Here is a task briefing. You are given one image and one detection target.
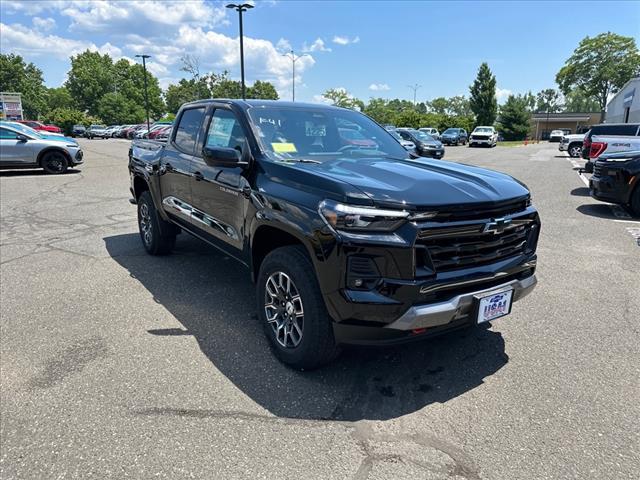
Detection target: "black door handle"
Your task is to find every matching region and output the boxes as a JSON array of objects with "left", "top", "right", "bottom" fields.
[{"left": 194, "top": 171, "right": 204, "bottom": 181}]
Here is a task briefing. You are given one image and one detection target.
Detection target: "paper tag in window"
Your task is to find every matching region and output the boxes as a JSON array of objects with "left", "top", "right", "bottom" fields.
[{"left": 272, "top": 142, "right": 297, "bottom": 153}]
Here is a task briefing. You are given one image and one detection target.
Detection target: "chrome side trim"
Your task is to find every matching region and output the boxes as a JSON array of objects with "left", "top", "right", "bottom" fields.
[
  {"left": 387, "top": 274, "right": 537, "bottom": 331},
  {"left": 191, "top": 208, "right": 239, "bottom": 240},
  {"left": 162, "top": 195, "right": 193, "bottom": 221}
]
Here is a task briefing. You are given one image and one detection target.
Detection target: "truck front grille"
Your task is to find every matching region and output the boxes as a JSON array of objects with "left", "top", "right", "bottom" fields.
[
  {"left": 416, "top": 212, "right": 538, "bottom": 273},
  {"left": 593, "top": 163, "right": 605, "bottom": 177}
]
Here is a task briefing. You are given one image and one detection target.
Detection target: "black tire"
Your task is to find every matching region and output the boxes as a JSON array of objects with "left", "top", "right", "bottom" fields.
[
  {"left": 629, "top": 187, "right": 640, "bottom": 218},
  {"left": 257, "top": 245, "right": 340, "bottom": 370},
  {"left": 137, "top": 191, "right": 176, "bottom": 255},
  {"left": 41, "top": 151, "right": 68, "bottom": 174}
]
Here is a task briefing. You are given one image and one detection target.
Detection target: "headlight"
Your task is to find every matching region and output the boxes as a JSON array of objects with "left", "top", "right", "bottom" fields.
[{"left": 319, "top": 199, "right": 409, "bottom": 232}]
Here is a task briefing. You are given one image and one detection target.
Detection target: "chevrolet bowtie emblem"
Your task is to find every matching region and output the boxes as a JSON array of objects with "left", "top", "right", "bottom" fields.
[{"left": 483, "top": 217, "right": 511, "bottom": 235}]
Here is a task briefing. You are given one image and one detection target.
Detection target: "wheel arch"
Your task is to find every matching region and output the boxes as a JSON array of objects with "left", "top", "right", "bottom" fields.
[
  {"left": 250, "top": 224, "right": 313, "bottom": 283},
  {"left": 37, "top": 147, "right": 72, "bottom": 166}
]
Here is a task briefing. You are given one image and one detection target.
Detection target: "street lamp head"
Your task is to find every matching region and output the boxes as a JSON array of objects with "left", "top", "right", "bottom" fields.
[
  {"left": 226, "top": 3, "right": 254, "bottom": 11},
  {"left": 135, "top": 54, "right": 151, "bottom": 59}
]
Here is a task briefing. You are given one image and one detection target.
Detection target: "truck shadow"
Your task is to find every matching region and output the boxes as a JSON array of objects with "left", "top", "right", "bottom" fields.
[{"left": 104, "top": 233, "right": 508, "bottom": 421}]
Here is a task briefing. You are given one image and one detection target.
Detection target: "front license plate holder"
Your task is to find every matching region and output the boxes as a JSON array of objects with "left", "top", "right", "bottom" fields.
[{"left": 475, "top": 287, "right": 514, "bottom": 324}]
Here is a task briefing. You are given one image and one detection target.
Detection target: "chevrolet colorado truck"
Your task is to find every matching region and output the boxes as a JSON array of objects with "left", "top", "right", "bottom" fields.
[
  {"left": 128, "top": 100, "right": 540, "bottom": 369},
  {"left": 590, "top": 150, "right": 640, "bottom": 216}
]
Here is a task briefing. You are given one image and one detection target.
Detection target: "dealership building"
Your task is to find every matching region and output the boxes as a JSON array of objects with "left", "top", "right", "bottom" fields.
[
  {"left": 605, "top": 77, "right": 639, "bottom": 124},
  {"left": 529, "top": 112, "right": 600, "bottom": 140}
]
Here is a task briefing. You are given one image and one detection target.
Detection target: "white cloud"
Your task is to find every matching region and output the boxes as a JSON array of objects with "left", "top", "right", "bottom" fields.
[
  {"left": 302, "top": 38, "right": 331, "bottom": 53},
  {"left": 496, "top": 87, "right": 512, "bottom": 103},
  {"left": 369, "top": 83, "right": 390, "bottom": 91},
  {"left": 312, "top": 94, "right": 333, "bottom": 105},
  {"left": 332, "top": 35, "right": 360, "bottom": 46},
  {"left": 276, "top": 38, "right": 292, "bottom": 52},
  {"left": 171, "top": 26, "right": 315, "bottom": 98},
  {"left": 0, "top": 22, "right": 121, "bottom": 60},
  {"left": 32, "top": 16, "right": 56, "bottom": 32}
]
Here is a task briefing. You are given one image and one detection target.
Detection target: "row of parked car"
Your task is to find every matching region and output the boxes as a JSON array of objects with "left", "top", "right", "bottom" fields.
[
  {"left": 559, "top": 122, "right": 640, "bottom": 216},
  {"left": 71, "top": 122, "right": 173, "bottom": 140}
]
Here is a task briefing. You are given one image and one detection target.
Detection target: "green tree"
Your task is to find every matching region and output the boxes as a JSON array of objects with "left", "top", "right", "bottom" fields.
[
  {"left": 363, "top": 98, "right": 395, "bottom": 125},
  {"left": 41, "top": 108, "right": 92, "bottom": 136},
  {"left": 65, "top": 50, "right": 115, "bottom": 115},
  {"left": 563, "top": 88, "right": 601, "bottom": 113},
  {"left": 428, "top": 97, "right": 449, "bottom": 115},
  {"left": 498, "top": 95, "right": 531, "bottom": 140},
  {"left": 45, "top": 87, "right": 75, "bottom": 111},
  {"left": 97, "top": 92, "right": 145, "bottom": 124},
  {"left": 393, "top": 109, "right": 423, "bottom": 128},
  {"left": 322, "top": 88, "right": 362, "bottom": 109},
  {"left": 0, "top": 53, "right": 47, "bottom": 119},
  {"left": 115, "top": 60, "right": 164, "bottom": 119},
  {"left": 165, "top": 79, "right": 205, "bottom": 113},
  {"left": 535, "top": 88, "right": 562, "bottom": 113},
  {"left": 556, "top": 32, "right": 640, "bottom": 120},
  {"left": 247, "top": 80, "right": 279, "bottom": 100},
  {"left": 469, "top": 62, "right": 497, "bottom": 125}
]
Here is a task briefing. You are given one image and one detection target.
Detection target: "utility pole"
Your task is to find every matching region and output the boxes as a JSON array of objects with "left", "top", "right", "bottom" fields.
[
  {"left": 282, "top": 50, "right": 310, "bottom": 101},
  {"left": 135, "top": 54, "right": 151, "bottom": 133},
  {"left": 407, "top": 84, "right": 422, "bottom": 106},
  {"left": 226, "top": 3, "right": 254, "bottom": 100}
]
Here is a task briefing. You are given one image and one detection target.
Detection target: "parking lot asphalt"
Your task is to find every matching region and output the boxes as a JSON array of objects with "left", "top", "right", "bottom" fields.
[{"left": 1, "top": 139, "right": 639, "bottom": 479}]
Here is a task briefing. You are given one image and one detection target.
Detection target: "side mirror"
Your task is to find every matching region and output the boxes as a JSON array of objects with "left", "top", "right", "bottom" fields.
[
  {"left": 16, "top": 134, "right": 28, "bottom": 142},
  {"left": 202, "top": 146, "right": 248, "bottom": 168}
]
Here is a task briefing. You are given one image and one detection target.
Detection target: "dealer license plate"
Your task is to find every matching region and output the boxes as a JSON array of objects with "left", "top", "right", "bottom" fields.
[{"left": 476, "top": 288, "right": 514, "bottom": 324}]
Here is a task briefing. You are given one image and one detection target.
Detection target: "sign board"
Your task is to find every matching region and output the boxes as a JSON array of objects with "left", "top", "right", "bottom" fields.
[{"left": 0, "top": 92, "right": 24, "bottom": 121}]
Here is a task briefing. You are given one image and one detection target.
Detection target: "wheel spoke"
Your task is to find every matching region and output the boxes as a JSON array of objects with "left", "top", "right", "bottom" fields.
[{"left": 264, "top": 271, "right": 304, "bottom": 349}]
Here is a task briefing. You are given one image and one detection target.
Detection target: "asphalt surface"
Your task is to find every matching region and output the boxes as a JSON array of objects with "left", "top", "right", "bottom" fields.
[{"left": 1, "top": 139, "right": 638, "bottom": 479}]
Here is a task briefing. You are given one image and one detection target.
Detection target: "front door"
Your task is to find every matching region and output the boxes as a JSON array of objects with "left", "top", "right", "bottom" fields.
[
  {"left": 158, "top": 106, "right": 206, "bottom": 226},
  {"left": 189, "top": 107, "right": 250, "bottom": 254},
  {"left": 0, "top": 128, "right": 35, "bottom": 165}
]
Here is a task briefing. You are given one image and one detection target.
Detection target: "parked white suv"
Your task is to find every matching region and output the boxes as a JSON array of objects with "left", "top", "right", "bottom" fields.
[
  {"left": 419, "top": 127, "right": 440, "bottom": 140},
  {"left": 469, "top": 126, "right": 498, "bottom": 147},
  {"left": 559, "top": 134, "right": 585, "bottom": 158}
]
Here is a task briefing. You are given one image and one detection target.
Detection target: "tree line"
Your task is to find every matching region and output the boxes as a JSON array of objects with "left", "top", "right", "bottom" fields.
[{"left": 1, "top": 32, "right": 637, "bottom": 138}]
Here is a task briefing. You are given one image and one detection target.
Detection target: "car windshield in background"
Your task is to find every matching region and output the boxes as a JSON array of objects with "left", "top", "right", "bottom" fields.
[
  {"left": 389, "top": 131, "right": 404, "bottom": 141},
  {"left": 2, "top": 122, "right": 43, "bottom": 138},
  {"left": 247, "top": 106, "right": 408, "bottom": 161},
  {"left": 443, "top": 129, "right": 459, "bottom": 134},
  {"left": 475, "top": 128, "right": 493, "bottom": 133},
  {"left": 411, "top": 130, "right": 434, "bottom": 142}
]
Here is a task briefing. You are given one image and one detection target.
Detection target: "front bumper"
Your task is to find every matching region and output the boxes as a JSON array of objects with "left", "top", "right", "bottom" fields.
[
  {"left": 419, "top": 147, "right": 445, "bottom": 159},
  {"left": 441, "top": 137, "right": 459, "bottom": 144},
  {"left": 72, "top": 150, "right": 84, "bottom": 165},
  {"left": 558, "top": 143, "right": 568, "bottom": 151}
]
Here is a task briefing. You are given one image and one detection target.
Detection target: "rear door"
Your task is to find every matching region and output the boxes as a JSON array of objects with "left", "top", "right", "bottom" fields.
[
  {"left": 158, "top": 106, "right": 206, "bottom": 227},
  {"left": 0, "top": 127, "right": 35, "bottom": 165},
  {"left": 189, "top": 106, "right": 251, "bottom": 255}
]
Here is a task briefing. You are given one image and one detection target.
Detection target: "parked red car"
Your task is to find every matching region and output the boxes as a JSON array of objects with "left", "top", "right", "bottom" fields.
[
  {"left": 17, "top": 120, "right": 62, "bottom": 134},
  {"left": 148, "top": 125, "right": 171, "bottom": 139}
]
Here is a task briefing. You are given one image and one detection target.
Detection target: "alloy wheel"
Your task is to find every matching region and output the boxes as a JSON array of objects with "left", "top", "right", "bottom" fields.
[
  {"left": 46, "top": 153, "right": 66, "bottom": 173},
  {"left": 264, "top": 271, "right": 304, "bottom": 348},
  {"left": 139, "top": 203, "right": 153, "bottom": 246},
  {"left": 570, "top": 146, "right": 581, "bottom": 158}
]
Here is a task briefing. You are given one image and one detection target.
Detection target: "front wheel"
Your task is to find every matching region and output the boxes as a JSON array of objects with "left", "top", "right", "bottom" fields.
[
  {"left": 568, "top": 144, "right": 582, "bottom": 158},
  {"left": 41, "top": 151, "right": 68, "bottom": 174},
  {"left": 257, "top": 245, "right": 340, "bottom": 370},
  {"left": 137, "top": 191, "right": 176, "bottom": 255}
]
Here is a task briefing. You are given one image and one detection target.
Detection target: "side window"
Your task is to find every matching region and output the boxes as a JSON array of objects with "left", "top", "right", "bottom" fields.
[
  {"left": 0, "top": 128, "right": 19, "bottom": 139},
  {"left": 398, "top": 131, "right": 409, "bottom": 140},
  {"left": 174, "top": 107, "right": 206, "bottom": 154},
  {"left": 206, "top": 109, "right": 247, "bottom": 153}
]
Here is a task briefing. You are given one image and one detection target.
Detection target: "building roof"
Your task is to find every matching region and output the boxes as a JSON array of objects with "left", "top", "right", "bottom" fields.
[{"left": 531, "top": 112, "right": 599, "bottom": 122}]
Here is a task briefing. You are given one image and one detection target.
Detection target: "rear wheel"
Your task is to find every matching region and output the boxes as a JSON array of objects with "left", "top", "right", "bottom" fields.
[
  {"left": 257, "top": 245, "right": 340, "bottom": 370},
  {"left": 137, "top": 191, "right": 176, "bottom": 255},
  {"left": 568, "top": 144, "right": 582, "bottom": 158},
  {"left": 41, "top": 151, "right": 68, "bottom": 174}
]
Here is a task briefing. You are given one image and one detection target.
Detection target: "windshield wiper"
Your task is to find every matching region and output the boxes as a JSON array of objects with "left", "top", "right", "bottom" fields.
[{"left": 278, "top": 158, "right": 322, "bottom": 164}]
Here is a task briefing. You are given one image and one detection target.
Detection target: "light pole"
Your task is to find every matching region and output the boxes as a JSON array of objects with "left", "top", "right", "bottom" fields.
[
  {"left": 282, "top": 50, "right": 310, "bottom": 101},
  {"left": 407, "top": 84, "right": 422, "bottom": 106},
  {"left": 226, "top": 3, "right": 254, "bottom": 100},
  {"left": 135, "top": 54, "right": 151, "bottom": 133}
]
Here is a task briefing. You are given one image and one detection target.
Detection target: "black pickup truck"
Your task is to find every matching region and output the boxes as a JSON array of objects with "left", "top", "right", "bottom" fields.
[{"left": 128, "top": 100, "right": 540, "bottom": 369}]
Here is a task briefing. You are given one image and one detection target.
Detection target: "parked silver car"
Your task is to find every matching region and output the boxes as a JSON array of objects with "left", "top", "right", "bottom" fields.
[{"left": 0, "top": 121, "right": 83, "bottom": 174}]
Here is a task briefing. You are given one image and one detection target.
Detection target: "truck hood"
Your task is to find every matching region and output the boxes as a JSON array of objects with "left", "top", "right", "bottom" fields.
[{"left": 288, "top": 156, "right": 529, "bottom": 209}]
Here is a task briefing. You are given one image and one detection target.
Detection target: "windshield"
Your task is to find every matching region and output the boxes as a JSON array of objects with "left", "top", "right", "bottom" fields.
[
  {"left": 474, "top": 127, "right": 493, "bottom": 133},
  {"left": 2, "top": 122, "right": 43, "bottom": 138},
  {"left": 91, "top": 125, "right": 106, "bottom": 129},
  {"left": 443, "top": 129, "right": 459, "bottom": 134},
  {"left": 247, "top": 106, "right": 408, "bottom": 161},
  {"left": 389, "top": 131, "right": 405, "bottom": 141},
  {"left": 410, "top": 130, "right": 434, "bottom": 142}
]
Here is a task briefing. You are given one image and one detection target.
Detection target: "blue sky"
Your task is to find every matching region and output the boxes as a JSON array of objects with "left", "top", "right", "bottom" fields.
[{"left": 1, "top": 0, "right": 639, "bottom": 104}]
